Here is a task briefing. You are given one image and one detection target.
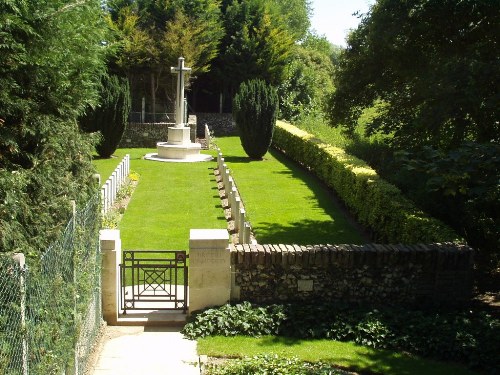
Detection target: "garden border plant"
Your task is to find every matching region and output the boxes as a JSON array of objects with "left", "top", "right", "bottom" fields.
[
  {"left": 183, "top": 302, "right": 499, "bottom": 373},
  {"left": 272, "top": 121, "right": 462, "bottom": 244}
]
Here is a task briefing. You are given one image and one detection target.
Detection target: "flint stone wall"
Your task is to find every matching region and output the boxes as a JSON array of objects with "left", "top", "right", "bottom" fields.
[
  {"left": 195, "top": 113, "right": 236, "bottom": 136},
  {"left": 231, "top": 243, "right": 474, "bottom": 307},
  {"left": 119, "top": 115, "right": 197, "bottom": 148}
]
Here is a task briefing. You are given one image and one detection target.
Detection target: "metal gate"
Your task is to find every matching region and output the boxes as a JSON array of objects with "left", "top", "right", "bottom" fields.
[{"left": 120, "top": 250, "right": 188, "bottom": 313}]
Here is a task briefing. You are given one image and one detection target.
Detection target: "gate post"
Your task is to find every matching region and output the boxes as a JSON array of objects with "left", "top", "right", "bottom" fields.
[
  {"left": 100, "top": 229, "right": 122, "bottom": 325},
  {"left": 189, "top": 229, "right": 230, "bottom": 314}
]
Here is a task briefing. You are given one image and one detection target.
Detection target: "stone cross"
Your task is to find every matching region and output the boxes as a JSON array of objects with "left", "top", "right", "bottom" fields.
[{"left": 171, "top": 57, "right": 192, "bottom": 127}]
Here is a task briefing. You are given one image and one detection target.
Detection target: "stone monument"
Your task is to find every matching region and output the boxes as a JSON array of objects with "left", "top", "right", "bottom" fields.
[{"left": 145, "top": 57, "right": 212, "bottom": 162}]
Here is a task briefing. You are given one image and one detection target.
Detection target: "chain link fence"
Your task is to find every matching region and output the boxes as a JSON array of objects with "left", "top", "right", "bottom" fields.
[{"left": 0, "top": 194, "right": 102, "bottom": 375}]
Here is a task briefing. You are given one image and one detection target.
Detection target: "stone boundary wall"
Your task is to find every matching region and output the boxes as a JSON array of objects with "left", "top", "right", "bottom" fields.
[
  {"left": 196, "top": 113, "right": 236, "bottom": 136},
  {"left": 119, "top": 122, "right": 170, "bottom": 148},
  {"left": 231, "top": 243, "right": 474, "bottom": 307},
  {"left": 119, "top": 115, "right": 197, "bottom": 148}
]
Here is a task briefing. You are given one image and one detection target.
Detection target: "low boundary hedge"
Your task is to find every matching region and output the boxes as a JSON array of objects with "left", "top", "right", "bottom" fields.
[{"left": 272, "top": 121, "right": 462, "bottom": 244}]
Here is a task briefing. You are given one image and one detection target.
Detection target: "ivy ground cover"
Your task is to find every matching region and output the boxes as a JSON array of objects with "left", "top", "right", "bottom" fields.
[{"left": 216, "top": 137, "right": 366, "bottom": 244}]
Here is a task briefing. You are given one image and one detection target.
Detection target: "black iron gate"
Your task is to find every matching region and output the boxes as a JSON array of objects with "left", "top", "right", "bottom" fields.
[{"left": 120, "top": 250, "right": 188, "bottom": 313}]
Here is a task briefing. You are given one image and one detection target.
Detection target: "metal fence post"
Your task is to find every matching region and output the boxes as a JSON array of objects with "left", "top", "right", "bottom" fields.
[
  {"left": 12, "top": 253, "right": 28, "bottom": 375},
  {"left": 71, "top": 200, "right": 79, "bottom": 375}
]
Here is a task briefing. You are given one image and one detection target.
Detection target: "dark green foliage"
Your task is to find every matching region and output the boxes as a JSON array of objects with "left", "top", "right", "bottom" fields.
[
  {"left": 205, "top": 354, "right": 350, "bottom": 375},
  {"left": 1, "top": 196, "right": 101, "bottom": 374},
  {"left": 211, "top": 0, "right": 294, "bottom": 104},
  {"left": 0, "top": 0, "right": 107, "bottom": 258},
  {"left": 327, "top": 0, "right": 499, "bottom": 150},
  {"left": 233, "top": 79, "right": 279, "bottom": 159},
  {"left": 182, "top": 302, "right": 500, "bottom": 372},
  {"left": 183, "top": 301, "right": 285, "bottom": 339},
  {"left": 80, "top": 75, "right": 131, "bottom": 158},
  {"left": 395, "top": 142, "right": 500, "bottom": 276},
  {"left": 278, "top": 35, "right": 334, "bottom": 123},
  {"left": 107, "top": 0, "right": 223, "bottom": 116}
]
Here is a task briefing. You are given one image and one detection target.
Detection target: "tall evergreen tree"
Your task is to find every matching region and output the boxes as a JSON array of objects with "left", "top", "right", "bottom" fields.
[
  {"left": 80, "top": 75, "right": 131, "bottom": 158},
  {"left": 107, "top": 0, "right": 223, "bottom": 115},
  {"left": 0, "top": 0, "right": 108, "bottom": 257},
  {"left": 208, "top": 0, "right": 294, "bottom": 111},
  {"left": 233, "top": 79, "right": 279, "bottom": 159}
]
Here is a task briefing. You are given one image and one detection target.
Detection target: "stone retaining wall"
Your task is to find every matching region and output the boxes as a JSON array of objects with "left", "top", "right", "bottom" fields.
[
  {"left": 230, "top": 243, "right": 474, "bottom": 307},
  {"left": 119, "top": 116, "right": 197, "bottom": 148},
  {"left": 195, "top": 113, "right": 236, "bottom": 136}
]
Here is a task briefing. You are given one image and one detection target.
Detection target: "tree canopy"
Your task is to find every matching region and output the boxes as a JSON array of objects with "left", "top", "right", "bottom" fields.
[
  {"left": 327, "top": 0, "right": 500, "bottom": 150},
  {"left": 279, "top": 33, "right": 335, "bottom": 122},
  {"left": 272, "top": 0, "right": 312, "bottom": 41},
  {"left": 0, "top": 0, "right": 108, "bottom": 256},
  {"left": 107, "top": 0, "right": 224, "bottom": 114},
  {"left": 218, "top": 0, "right": 293, "bottom": 87}
]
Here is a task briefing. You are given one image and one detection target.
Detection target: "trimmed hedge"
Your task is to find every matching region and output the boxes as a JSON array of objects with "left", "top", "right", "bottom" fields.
[{"left": 272, "top": 121, "right": 462, "bottom": 244}]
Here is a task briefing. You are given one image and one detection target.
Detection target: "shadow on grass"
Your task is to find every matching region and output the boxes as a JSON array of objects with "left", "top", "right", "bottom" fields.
[
  {"left": 254, "top": 219, "right": 364, "bottom": 245},
  {"left": 215, "top": 140, "right": 369, "bottom": 244},
  {"left": 267, "top": 149, "right": 370, "bottom": 243},
  {"left": 256, "top": 336, "right": 477, "bottom": 375},
  {"left": 258, "top": 336, "right": 303, "bottom": 347},
  {"left": 222, "top": 155, "right": 258, "bottom": 164}
]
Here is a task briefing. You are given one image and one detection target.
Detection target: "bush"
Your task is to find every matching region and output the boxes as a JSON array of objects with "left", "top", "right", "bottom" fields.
[
  {"left": 233, "top": 79, "right": 279, "bottom": 159},
  {"left": 396, "top": 142, "right": 500, "bottom": 279},
  {"left": 183, "top": 302, "right": 500, "bottom": 372},
  {"left": 80, "top": 75, "right": 131, "bottom": 158},
  {"left": 204, "top": 354, "right": 350, "bottom": 375},
  {"left": 183, "top": 301, "right": 285, "bottom": 339},
  {"left": 272, "top": 121, "right": 462, "bottom": 244}
]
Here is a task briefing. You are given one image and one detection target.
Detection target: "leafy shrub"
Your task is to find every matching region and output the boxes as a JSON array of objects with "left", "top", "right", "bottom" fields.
[
  {"left": 396, "top": 142, "right": 500, "bottom": 277},
  {"left": 233, "top": 79, "right": 279, "bottom": 159},
  {"left": 184, "top": 302, "right": 500, "bottom": 372},
  {"left": 272, "top": 121, "right": 462, "bottom": 244},
  {"left": 205, "top": 354, "right": 350, "bottom": 375},
  {"left": 182, "top": 301, "right": 285, "bottom": 339}
]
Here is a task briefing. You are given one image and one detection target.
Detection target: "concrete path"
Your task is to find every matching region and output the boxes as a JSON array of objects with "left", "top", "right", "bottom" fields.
[{"left": 90, "top": 326, "right": 200, "bottom": 375}]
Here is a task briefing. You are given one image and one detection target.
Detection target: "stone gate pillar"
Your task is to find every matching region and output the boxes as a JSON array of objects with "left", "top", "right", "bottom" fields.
[
  {"left": 100, "top": 229, "right": 121, "bottom": 325},
  {"left": 189, "top": 229, "right": 230, "bottom": 314}
]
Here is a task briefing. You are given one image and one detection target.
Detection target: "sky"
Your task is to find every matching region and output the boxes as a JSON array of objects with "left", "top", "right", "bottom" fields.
[{"left": 310, "top": 0, "right": 375, "bottom": 46}]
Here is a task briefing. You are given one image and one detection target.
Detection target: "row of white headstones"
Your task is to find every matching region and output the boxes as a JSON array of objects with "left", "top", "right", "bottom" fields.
[
  {"left": 217, "top": 149, "right": 252, "bottom": 245},
  {"left": 101, "top": 154, "right": 130, "bottom": 214}
]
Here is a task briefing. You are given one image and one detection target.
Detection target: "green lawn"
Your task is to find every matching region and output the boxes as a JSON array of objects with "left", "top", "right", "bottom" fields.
[
  {"left": 93, "top": 138, "right": 366, "bottom": 248},
  {"left": 93, "top": 148, "right": 226, "bottom": 250},
  {"left": 216, "top": 137, "right": 366, "bottom": 244},
  {"left": 93, "top": 151, "right": 131, "bottom": 183},
  {"left": 198, "top": 336, "right": 478, "bottom": 375}
]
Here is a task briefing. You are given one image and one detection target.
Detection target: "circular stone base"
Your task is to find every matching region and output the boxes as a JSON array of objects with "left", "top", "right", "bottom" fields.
[{"left": 144, "top": 153, "right": 213, "bottom": 163}]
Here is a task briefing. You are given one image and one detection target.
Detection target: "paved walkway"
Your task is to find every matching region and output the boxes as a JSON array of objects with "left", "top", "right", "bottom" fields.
[{"left": 90, "top": 326, "right": 200, "bottom": 375}]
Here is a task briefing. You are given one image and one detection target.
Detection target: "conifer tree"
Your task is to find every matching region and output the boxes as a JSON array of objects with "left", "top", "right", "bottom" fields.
[
  {"left": 233, "top": 79, "right": 278, "bottom": 160},
  {"left": 80, "top": 75, "right": 131, "bottom": 158},
  {"left": 0, "top": 0, "right": 108, "bottom": 257}
]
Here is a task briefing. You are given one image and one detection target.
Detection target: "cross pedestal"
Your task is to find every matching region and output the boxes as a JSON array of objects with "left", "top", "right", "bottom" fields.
[{"left": 145, "top": 57, "right": 212, "bottom": 162}]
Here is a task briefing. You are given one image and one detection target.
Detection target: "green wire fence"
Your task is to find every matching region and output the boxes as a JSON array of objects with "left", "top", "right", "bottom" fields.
[{"left": 1, "top": 194, "right": 102, "bottom": 375}]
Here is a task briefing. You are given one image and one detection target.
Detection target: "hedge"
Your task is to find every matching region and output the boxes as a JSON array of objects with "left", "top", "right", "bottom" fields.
[{"left": 272, "top": 121, "right": 463, "bottom": 244}]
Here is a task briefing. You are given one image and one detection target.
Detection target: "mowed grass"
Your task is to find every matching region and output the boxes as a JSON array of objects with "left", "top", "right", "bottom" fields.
[
  {"left": 93, "top": 148, "right": 226, "bottom": 250},
  {"left": 216, "top": 137, "right": 366, "bottom": 244},
  {"left": 198, "top": 336, "right": 478, "bottom": 375}
]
